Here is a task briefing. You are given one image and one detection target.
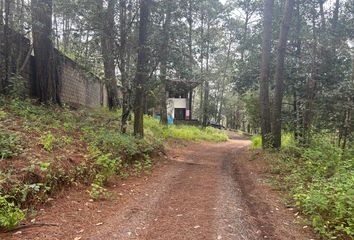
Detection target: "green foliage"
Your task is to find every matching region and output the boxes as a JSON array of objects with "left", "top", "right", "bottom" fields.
[
  {"left": 0, "top": 109, "right": 6, "bottom": 120},
  {"left": 9, "top": 75, "right": 27, "bottom": 99},
  {"left": 144, "top": 116, "right": 228, "bottom": 142},
  {"left": 0, "top": 132, "right": 23, "bottom": 159},
  {"left": 95, "top": 153, "right": 119, "bottom": 182},
  {"left": 0, "top": 195, "right": 25, "bottom": 230},
  {"left": 38, "top": 162, "right": 51, "bottom": 172},
  {"left": 144, "top": 115, "right": 166, "bottom": 141},
  {"left": 267, "top": 136, "right": 354, "bottom": 239},
  {"left": 0, "top": 97, "right": 4, "bottom": 107},
  {"left": 133, "top": 160, "right": 143, "bottom": 176},
  {"left": 251, "top": 135, "right": 262, "bottom": 149},
  {"left": 85, "top": 128, "right": 140, "bottom": 159},
  {"left": 39, "top": 132, "right": 56, "bottom": 152},
  {"left": 242, "top": 92, "right": 261, "bottom": 131},
  {"left": 61, "top": 136, "right": 73, "bottom": 145},
  {"left": 251, "top": 133, "right": 294, "bottom": 149},
  {"left": 143, "top": 154, "right": 153, "bottom": 173},
  {"left": 88, "top": 175, "right": 110, "bottom": 200},
  {"left": 166, "top": 125, "right": 228, "bottom": 142}
]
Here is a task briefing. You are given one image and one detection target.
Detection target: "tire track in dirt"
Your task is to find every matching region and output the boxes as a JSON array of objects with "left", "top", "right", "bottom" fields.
[{"left": 215, "top": 143, "right": 260, "bottom": 240}]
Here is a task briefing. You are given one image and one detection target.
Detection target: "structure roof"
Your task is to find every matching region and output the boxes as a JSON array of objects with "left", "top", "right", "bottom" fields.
[{"left": 167, "top": 78, "right": 200, "bottom": 90}]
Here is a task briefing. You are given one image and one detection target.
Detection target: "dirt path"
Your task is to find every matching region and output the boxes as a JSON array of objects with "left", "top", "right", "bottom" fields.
[{"left": 1, "top": 136, "right": 316, "bottom": 240}]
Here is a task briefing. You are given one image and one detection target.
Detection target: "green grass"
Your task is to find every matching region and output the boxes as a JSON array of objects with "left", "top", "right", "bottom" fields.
[
  {"left": 251, "top": 133, "right": 294, "bottom": 149},
  {"left": 251, "top": 135, "right": 262, "bottom": 148},
  {"left": 167, "top": 125, "right": 228, "bottom": 142},
  {"left": 144, "top": 115, "right": 228, "bottom": 142}
]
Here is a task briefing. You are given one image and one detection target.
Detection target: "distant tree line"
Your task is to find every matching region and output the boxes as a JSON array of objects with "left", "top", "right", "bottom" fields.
[{"left": 0, "top": 0, "right": 353, "bottom": 146}]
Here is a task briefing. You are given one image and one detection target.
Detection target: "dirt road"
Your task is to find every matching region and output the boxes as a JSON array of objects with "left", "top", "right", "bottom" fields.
[{"left": 1, "top": 136, "right": 316, "bottom": 240}]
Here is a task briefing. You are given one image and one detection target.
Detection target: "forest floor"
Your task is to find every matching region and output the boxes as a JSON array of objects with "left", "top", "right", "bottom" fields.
[{"left": 0, "top": 133, "right": 316, "bottom": 240}]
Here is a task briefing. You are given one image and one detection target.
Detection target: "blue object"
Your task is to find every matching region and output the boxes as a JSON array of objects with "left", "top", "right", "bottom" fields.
[
  {"left": 154, "top": 114, "right": 174, "bottom": 125},
  {"left": 168, "top": 115, "right": 174, "bottom": 125}
]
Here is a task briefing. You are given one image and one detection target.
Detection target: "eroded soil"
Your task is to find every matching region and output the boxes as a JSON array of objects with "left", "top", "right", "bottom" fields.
[{"left": 0, "top": 135, "right": 316, "bottom": 240}]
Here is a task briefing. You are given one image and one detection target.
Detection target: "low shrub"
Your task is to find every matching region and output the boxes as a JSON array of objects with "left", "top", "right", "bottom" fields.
[
  {"left": 39, "top": 132, "right": 56, "bottom": 152},
  {"left": 0, "top": 132, "right": 23, "bottom": 159},
  {"left": 266, "top": 136, "right": 354, "bottom": 239},
  {"left": 0, "top": 195, "right": 25, "bottom": 230},
  {"left": 251, "top": 135, "right": 262, "bottom": 148}
]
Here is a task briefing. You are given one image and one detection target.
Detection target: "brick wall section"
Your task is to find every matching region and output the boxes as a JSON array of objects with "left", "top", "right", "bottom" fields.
[{"left": 0, "top": 26, "right": 108, "bottom": 108}]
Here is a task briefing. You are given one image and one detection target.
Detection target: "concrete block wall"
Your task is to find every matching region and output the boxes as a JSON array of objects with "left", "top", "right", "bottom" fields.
[
  {"left": 59, "top": 56, "right": 108, "bottom": 108},
  {"left": 0, "top": 26, "right": 108, "bottom": 108}
]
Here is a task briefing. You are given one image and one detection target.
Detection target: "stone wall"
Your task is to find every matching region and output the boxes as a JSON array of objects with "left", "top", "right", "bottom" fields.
[{"left": 0, "top": 26, "right": 107, "bottom": 108}]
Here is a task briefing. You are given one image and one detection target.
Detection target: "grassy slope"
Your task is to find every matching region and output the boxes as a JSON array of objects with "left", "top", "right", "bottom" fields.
[
  {"left": 0, "top": 97, "right": 228, "bottom": 229},
  {"left": 251, "top": 134, "right": 354, "bottom": 239}
]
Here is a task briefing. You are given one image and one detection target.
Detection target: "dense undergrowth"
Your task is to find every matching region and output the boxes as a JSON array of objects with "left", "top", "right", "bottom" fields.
[
  {"left": 252, "top": 135, "right": 354, "bottom": 239},
  {"left": 0, "top": 97, "right": 227, "bottom": 230}
]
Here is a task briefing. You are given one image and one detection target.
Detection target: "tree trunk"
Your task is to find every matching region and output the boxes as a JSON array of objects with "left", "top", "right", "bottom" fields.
[
  {"left": 133, "top": 0, "right": 151, "bottom": 137},
  {"left": 332, "top": 0, "right": 340, "bottom": 50},
  {"left": 259, "top": 0, "right": 274, "bottom": 148},
  {"left": 15, "top": 0, "right": 25, "bottom": 72},
  {"left": 272, "top": 0, "right": 295, "bottom": 149},
  {"left": 0, "top": 0, "right": 3, "bottom": 25},
  {"left": 120, "top": 0, "right": 128, "bottom": 132},
  {"left": 217, "top": 38, "right": 232, "bottom": 124},
  {"left": 293, "top": 0, "right": 302, "bottom": 141},
  {"left": 240, "top": 11, "right": 249, "bottom": 62},
  {"left": 100, "top": 0, "right": 118, "bottom": 110},
  {"left": 1, "top": 0, "right": 12, "bottom": 94},
  {"left": 303, "top": 7, "right": 318, "bottom": 143},
  {"left": 187, "top": 0, "right": 194, "bottom": 120},
  {"left": 0, "top": 0, "right": 3, "bottom": 90},
  {"left": 31, "top": 0, "right": 60, "bottom": 104},
  {"left": 159, "top": 0, "right": 172, "bottom": 125},
  {"left": 199, "top": 7, "right": 205, "bottom": 123},
  {"left": 202, "top": 18, "right": 210, "bottom": 128},
  {"left": 63, "top": 15, "right": 70, "bottom": 53},
  {"left": 319, "top": 0, "right": 326, "bottom": 30}
]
